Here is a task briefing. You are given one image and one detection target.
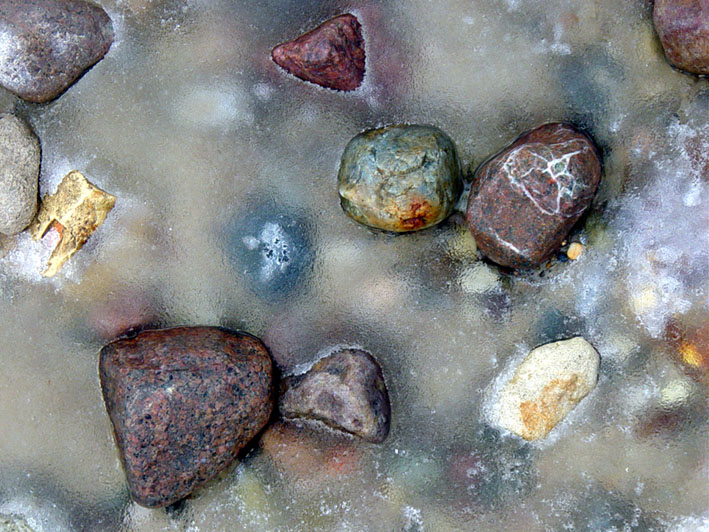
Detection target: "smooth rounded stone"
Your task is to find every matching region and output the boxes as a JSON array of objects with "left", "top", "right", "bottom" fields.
[
  {"left": 271, "top": 14, "right": 365, "bottom": 91},
  {"left": 279, "top": 349, "right": 391, "bottom": 443},
  {"left": 0, "top": 0, "right": 114, "bottom": 103},
  {"left": 654, "top": 0, "right": 709, "bottom": 75},
  {"left": 99, "top": 326, "right": 273, "bottom": 508},
  {"left": 466, "top": 123, "right": 601, "bottom": 269},
  {"left": 338, "top": 124, "right": 462, "bottom": 232},
  {"left": 496, "top": 337, "right": 600, "bottom": 441},
  {"left": 0, "top": 114, "right": 40, "bottom": 235}
]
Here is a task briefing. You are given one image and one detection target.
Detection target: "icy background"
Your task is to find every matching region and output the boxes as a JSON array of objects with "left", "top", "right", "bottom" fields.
[{"left": 0, "top": 0, "right": 707, "bottom": 531}]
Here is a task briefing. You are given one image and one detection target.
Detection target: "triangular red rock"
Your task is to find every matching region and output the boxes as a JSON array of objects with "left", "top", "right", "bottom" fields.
[{"left": 271, "top": 14, "right": 365, "bottom": 91}]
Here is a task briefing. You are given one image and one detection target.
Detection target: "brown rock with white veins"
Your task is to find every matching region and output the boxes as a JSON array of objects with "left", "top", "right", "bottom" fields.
[
  {"left": 280, "top": 349, "right": 391, "bottom": 443},
  {"left": 496, "top": 337, "right": 599, "bottom": 441},
  {"left": 466, "top": 123, "right": 601, "bottom": 269}
]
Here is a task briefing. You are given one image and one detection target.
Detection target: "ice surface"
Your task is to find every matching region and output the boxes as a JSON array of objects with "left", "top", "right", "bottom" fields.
[{"left": 0, "top": 0, "right": 707, "bottom": 531}]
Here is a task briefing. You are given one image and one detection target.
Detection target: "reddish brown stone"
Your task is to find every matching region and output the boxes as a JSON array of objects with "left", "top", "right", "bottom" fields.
[
  {"left": 271, "top": 14, "right": 365, "bottom": 91},
  {"left": 0, "top": 0, "right": 114, "bottom": 103},
  {"left": 99, "top": 326, "right": 273, "bottom": 508},
  {"left": 654, "top": 0, "right": 709, "bottom": 75},
  {"left": 466, "top": 123, "right": 601, "bottom": 269}
]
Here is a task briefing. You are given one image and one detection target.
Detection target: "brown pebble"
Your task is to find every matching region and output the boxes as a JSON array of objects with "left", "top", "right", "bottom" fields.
[{"left": 566, "top": 242, "right": 584, "bottom": 260}]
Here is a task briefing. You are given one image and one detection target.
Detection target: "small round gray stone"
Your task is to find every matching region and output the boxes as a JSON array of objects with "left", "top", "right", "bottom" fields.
[
  {"left": 338, "top": 124, "right": 462, "bottom": 232},
  {"left": 0, "top": 114, "right": 40, "bottom": 235}
]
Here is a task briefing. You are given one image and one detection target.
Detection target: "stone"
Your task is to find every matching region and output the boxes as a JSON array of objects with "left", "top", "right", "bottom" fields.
[
  {"left": 338, "top": 124, "right": 462, "bottom": 232},
  {"left": 271, "top": 14, "right": 365, "bottom": 91},
  {"left": 280, "top": 349, "right": 391, "bottom": 443},
  {"left": 653, "top": 0, "right": 709, "bottom": 75},
  {"left": 566, "top": 242, "right": 584, "bottom": 260},
  {"left": 466, "top": 123, "right": 601, "bottom": 269},
  {"left": 99, "top": 326, "right": 273, "bottom": 508},
  {"left": 29, "top": 170, "right": 115, "bottom": 277},
  {"left": 0, "top": 114, "right": 40, "bottom": 235},
  {"left": 496, "top": 337, "right": 599, "bottom": 441},
  {"left": 0, "top": 0, "right": 114, "bottom": 103}
]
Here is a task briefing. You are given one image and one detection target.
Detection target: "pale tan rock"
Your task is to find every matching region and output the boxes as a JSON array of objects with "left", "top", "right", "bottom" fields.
[
  {"left": 29, "top": 170, "right": 115, "bottom": 277},
  {"left": 497, "top": 337, "right": 599, "bottom": 441}
]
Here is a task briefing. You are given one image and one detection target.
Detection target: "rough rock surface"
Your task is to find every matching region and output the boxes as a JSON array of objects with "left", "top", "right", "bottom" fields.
[
  {"left": 338, "top": 124, "right": 462, "bottom": 232},
  {"left": 0, "top": 113, "right": 40, "bottom": 235},
  {"left": 466, "top": 122, "right": 601, "bottom": 269},
  {"left": 99, "top": 326, "right": 273, "bottom": 508},
  {"left": 654, "top": 0, "right": 709, "bottom": 75},
  {"left": 280, "top": 349, "right": 391, "bottom": 443},
  {"left": 496, "top": 337, "right": 600, "bottom": 441},
  {"left": 271, "top": 14, "right": 365, "bottom": 91},
  {"left": 0, "top": 0, "right": 114, "bottom": 103}
]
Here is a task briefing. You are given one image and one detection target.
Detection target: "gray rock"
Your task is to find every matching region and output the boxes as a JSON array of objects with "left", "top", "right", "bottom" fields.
[
  {"left": 0, "top": 114, "right": 40, "bottom": 235},
  {"left": 280, "top": 349, "right": 391, "bottom": 443},
  {"left": 338, "top": 124, "right": 462, "bottom": 232},
  {"left": 0, "top": 0, "right": 114, "bottom": 103}
]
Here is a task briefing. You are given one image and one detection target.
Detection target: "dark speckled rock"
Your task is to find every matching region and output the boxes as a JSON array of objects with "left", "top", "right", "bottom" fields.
[
  {"left": 99, "top": 327, "right": 273, "bottom": 508},
  {"left": 653, "top": 0, "right": 709, "bottom": 75},
  {"left": 466, "top": 123, "right": 601, "bottom": 269},
  {"left": 272, "top": 14, "right": 365, "bottom": 91},
  {"left": 280, "top": 349, "right": 391, "bottom": 443},
  {"left": 338, "top": 124, "right": 462, "bottom": 232},
  {"left": 0, "top": 0, "right": 114, "bottom": 103}
]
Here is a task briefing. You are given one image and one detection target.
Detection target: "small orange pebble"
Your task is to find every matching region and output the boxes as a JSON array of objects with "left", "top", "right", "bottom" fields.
[{"left": 567, "top": 242, "right": 584, "bottom": 260}]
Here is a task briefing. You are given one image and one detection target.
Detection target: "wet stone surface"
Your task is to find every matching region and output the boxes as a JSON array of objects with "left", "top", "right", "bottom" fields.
[
  {"left": 338, "top": 124, "right": 462, "bottom": 232},
  {"left": 654, "top": 0, "right": 709, "bottom": 75},
  {"left": 280, "top": 349, "right": 391, "bottom": 443},
  {"left": 99, "top": 327, "right": 273, "bottom": 508},
  {"left": 496, "top": 337, "right": 600, "bottom": 441},
  {"left": 466, "top": 122, "right": 601, "bottom": 269},
  {"left": 271, "top": 14, "right": 365, "bottom": 91},
  {"left": 0, "top": 114, "right": 39, "bottom": 235},
  {"left": 0, "top": 0, "right": 113, "bottom": 103}
]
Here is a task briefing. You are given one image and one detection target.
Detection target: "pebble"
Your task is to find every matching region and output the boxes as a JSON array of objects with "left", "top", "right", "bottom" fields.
[
  {"left": 279, "top": 348, "right": 391, "bottom": 443},
  {"left": 338, "top": 124, "right": 462, "bottom": 232},
  {"left": 653, "top": 0, "right": 709, "bottom": 75},
  {"left": 0, "top": 114, "right": 40, "bottom": 235},
  {"left": 0, "top": 0, "right": 114, "bottom": 103},
  {"left": 496, "top": 337, "right": 600, "bottom": 441},
  {"left": 466, "top": 123, "right": 601, "bottom": 269},
  {"left": 271, "top": 14, "right": 365, "bottom": 91},
  {"left": 99, "top": 326, "right": 273, "bottom": 508},
  {"left": 566, "top": 242, "right": 584, "bottom": 260}
]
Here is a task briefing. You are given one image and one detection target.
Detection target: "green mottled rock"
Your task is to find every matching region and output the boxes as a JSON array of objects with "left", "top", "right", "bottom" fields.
[{"left": 338, "top": 124, "right": 462, "bottom": 232}]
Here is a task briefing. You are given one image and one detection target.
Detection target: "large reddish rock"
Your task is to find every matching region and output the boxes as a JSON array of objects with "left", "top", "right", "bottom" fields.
[
  {"left": 653, "top": 0, "right": 709, "bottom": 75},
  {"left": 99, "top": 327, "right": 273, "bottom": 508},
  {"left": 466, "top": 123, "right": 601, "bottom": 269},
  {"left": 0, "top": 0, "right": 114, "bottom": 103},
  {"left": 271, "top": 14, "right": 365, "bottom": 91}
]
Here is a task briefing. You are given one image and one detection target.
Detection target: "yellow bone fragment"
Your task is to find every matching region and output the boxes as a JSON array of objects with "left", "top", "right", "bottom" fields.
[{"left": 29, "top": 171, "right": 116, "bottom": 277}]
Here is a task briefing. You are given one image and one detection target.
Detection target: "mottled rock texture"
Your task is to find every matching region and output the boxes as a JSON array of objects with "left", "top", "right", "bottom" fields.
[
  {"left": 466, "top": 123, "right": 601, "bottom": 269},
  {"left": 0, "top": 0, "right": 114, "bottom": 103},
  {"left": 272, "top": 14, "right": 365, "bottom": 91},
  {"left": 497, "top": 337, "right": 599, "bottom": 441},
  {"left": 338, "top": 124, "right": 462, "bottom": 232},
  {"left": 0, "top": 114, "right": 39, "bottom": 235},
  {"left": 280, "top": 349, "right": 391, "bottom": 443},
  {"left": 99, "top": 327, "right": 273, "bottom": 508},
  {"left": 654, "top": 0, "right": 709, "bottom": 75}
]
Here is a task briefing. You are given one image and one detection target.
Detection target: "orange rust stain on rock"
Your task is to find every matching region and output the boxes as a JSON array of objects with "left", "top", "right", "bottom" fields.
[
  {"left": 519, "top": 374, "right": 583, "bottom": 440},
  {"left": 397, "top": 199, "right": 434, "bottom": 230}
]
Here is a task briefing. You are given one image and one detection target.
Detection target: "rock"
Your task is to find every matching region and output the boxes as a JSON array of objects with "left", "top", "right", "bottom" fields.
[
  {"left": 0, "top": 0, "right": 114, "bottom": 103},
  {"left": 99, "top": 326, "right": 273, "bottom": 508},
  {"left": 0, "top": 114, "right": 40, "bottom": 235},
  {"left": 271, "top": 14, "right": 365, "bottom": 91},
  {"left": 280, "top": 349, "right": 391, "bottom": 443},
  {"left": 466, "top": 123, "right": 601, "bottom": 269},
  {"left": 653, "top": 0, "right": 709, "bottom": 75},
  {"left": 566, "top": 242, "right": 584, "bottom": 260},
  {"left": 29, "top": 170, "right": 116, "bottom": 277},
  {"left": 338, "top": 124, "right": 462, "bottom": 232},
  {"left": 496, "top": 337, "right": 599, "bottom": 441}
]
